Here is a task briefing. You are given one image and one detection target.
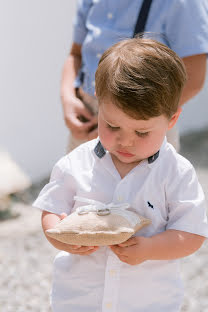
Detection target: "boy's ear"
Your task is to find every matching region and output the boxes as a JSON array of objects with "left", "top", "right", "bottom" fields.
[{"left": 168, "top": 108, "right": 182, "bottom": 129}]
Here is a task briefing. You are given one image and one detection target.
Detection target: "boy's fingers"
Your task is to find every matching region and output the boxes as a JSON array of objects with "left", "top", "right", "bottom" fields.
[
  {"left": 72, "top": 246, "right": 96, "bottom": 252},
  {"left": 71, "top": 245, "right": 82, "bottom": 249},
  {"left": 79, "top": 247, "right": 99, "bottom": 255},
  {"left": 110, "top": 245, "right": 126, "bottom": 256},
  {"left": 71, "top": 246, "right": 99, "bottom": 255},
  {"left": 119, "top": 255, "right": 129, "bottom": 263},
  {"left": 118, "top": 237, "right": 138, "bottom": 247},
  {"left": 109, "top": 238, "right": 138, "bottom": 253}
]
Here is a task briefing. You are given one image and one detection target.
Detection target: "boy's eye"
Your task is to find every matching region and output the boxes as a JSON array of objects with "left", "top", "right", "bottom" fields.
[
  {"left": 135, "top": 131, "right": 149, "bottom": 138},
  {"left": 107, "top": 124, "right": 120, "bottom": 131}
]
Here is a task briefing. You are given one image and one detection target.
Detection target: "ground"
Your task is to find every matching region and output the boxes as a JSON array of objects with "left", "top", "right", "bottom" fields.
[{"left": 0, "top": 129, "right": 208, "bottom": 312}]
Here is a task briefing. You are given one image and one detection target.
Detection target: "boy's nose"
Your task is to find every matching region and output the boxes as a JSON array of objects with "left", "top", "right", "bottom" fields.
[{"left": 117, "top": 133, "right": 134, "bottom": 147}]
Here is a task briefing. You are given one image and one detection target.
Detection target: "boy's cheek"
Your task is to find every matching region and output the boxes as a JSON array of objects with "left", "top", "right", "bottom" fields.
[{"left": 99, "top": 129, "right": 115, "bottom": 150}]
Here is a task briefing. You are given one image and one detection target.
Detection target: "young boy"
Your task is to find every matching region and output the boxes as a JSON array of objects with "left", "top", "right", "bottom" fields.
[{"left": 33, "top": 38, "right": 208, "bottom": 312}]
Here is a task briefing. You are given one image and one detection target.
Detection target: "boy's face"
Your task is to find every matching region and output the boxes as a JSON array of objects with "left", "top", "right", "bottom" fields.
[{"left": 98, "top": 99, "right": 179, "bottom": 165}]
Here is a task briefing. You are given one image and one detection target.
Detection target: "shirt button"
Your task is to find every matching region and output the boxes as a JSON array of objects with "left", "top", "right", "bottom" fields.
[
  {"left": 109, "top": 269, "right": 116, "bottom": 276},
  {"left": 107, "top": 12, "right": 113, "bottom": 19},
  {"left": 96, "top": 53, "right": 102, "bottom": 59},
  {"left": 106, "top": 302, "right": 112, "bottom": 309}
]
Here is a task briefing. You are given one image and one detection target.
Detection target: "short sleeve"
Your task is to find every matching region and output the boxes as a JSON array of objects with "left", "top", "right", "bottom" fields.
[
  {"left": 165, "top": 0, "right": 208, "bottom": 57},
  {"left": 33, "top": 156, "right": 76, "bottom": 215},
  {"left": 166, "top": 162, "right": 208, "bottom": 238},
  {"left": 73, "top": 0, "right": 93, "bottom": 45}
]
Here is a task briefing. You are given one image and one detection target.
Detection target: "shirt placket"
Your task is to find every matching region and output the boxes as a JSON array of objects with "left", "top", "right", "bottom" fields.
[
  {"left": 102, "top": 249, "right": 121, "bottom": 312},
  {"left": 101, "top": 178, "right": 128, "bottom": 311}
]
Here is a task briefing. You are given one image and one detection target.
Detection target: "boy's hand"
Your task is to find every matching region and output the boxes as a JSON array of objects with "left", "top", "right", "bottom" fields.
[
  {"left": 58, "top": 213, "right": 99, "bottom": 255},
  {"left": 46, "top": 230, "right": 99, "bottom": 256},
  {"left": 110, "top": 236, "right": 151, "bottom": 265},
  {"left": 110, "top": 231, "right": 206, "bottom": 264},
  {"left": 62, "top": 244, "right": 99, "bottom": 256},
  {"left": 43, "top": 211, "right": 99, "bottom": 255},
  {"left": 59, "top": 213, "right": 99, "bottom": 255}
]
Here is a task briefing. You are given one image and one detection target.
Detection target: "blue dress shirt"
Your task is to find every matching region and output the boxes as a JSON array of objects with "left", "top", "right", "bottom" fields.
[{"left": 73, "top": 0, "right": 208, "bottom": 96}]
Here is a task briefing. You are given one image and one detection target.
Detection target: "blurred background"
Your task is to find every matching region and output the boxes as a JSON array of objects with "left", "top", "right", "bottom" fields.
[
  {"left": 0, "top": 1, "right": 207, "bottom": 312},
  {"left": 0, "top": 0, "right": 76, "bottom": 184},
  {"left": 0, "top": 0, "right": 207, "bottom": 183}
]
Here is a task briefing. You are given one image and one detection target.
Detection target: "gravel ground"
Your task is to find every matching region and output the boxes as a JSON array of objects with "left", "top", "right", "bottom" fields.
[{"left": 0, "top": 129, "right": 208, "bottom": 312}]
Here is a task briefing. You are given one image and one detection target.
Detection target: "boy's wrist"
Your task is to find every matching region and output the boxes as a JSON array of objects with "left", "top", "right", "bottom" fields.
[
  {"left": 135, "top": 235, "right": 160, "bottom": 261},
  {"left": 132, "top": 236, "right": 154, "bottom": 263},
  {"left": 144, "top": 235, "right": 167, "bottom": 261},
  {"left": 142, "top": 236, "right": 154, "bottom": 261}
]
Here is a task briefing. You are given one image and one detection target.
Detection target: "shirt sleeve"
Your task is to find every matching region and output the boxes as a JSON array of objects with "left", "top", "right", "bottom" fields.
[
  {"left": 165, "top": 161, "right": 208, "bottom": 238},
  {"left": 73, "top": 0, "right": 93, "bottom": 45},
  {"left": 165, "top": 0, "right": 208, "bottom": 57},
  {"left": 32, "top": 156, "right": 76, "bottom": 215}
]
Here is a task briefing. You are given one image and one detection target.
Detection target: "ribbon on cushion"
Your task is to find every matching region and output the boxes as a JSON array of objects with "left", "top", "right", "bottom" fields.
[{"left": 74, "top": 196, "right": 140, "bottom": 227}]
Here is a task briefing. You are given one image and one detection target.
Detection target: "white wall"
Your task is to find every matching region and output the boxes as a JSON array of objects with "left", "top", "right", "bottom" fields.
[
  {"left": 0, "top": 0, "right": 76, "bottom": 182},
  {"left": 0, "top": 0, "right": 207, "bottom": 183}
]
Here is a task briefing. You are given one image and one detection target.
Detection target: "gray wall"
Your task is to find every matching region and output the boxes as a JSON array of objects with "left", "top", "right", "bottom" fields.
[{"left": 0, "top": 0, "right": 207, "bottom": 182}]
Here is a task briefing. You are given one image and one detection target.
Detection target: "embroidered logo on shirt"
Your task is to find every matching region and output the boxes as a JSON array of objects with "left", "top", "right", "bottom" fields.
[{"left": 147, "top": 201, "right": 154, "bottom": 209}]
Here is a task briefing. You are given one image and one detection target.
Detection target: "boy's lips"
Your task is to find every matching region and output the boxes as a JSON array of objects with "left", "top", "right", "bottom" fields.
[{"left": 117, "top": 150, "right": 135, "bottom": 157}]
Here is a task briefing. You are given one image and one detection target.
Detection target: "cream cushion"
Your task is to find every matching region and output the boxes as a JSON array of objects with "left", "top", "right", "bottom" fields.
[{"left": 46, "top": 198, "right": 151, "bottom": 246}]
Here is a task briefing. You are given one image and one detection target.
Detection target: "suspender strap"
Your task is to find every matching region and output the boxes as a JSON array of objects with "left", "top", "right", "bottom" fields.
[{"left": 133, "top": 0, "right": 153, "bottom": 37}]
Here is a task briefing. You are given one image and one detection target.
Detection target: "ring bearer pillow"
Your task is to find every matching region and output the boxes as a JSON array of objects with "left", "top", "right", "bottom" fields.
[{"left": 46, "top": 196, "right": 151, "bottom": 246}]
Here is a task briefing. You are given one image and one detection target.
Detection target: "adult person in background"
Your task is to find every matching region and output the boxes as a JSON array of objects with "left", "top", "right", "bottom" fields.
[{"left": 61, "top": 0, "right": 208, "bottom": 151}]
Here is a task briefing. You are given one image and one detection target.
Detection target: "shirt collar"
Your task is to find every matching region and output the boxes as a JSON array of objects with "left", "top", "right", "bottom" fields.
[
  {"left": 94, "top": 139, "right": 164, "bottom": 164},
  {"left": 94, "top": 140, "right": 106, "bottom": 158}
]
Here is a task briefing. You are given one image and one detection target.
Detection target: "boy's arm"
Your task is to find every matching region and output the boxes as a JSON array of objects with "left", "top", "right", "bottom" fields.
[
  {"left": 60, "top": 42, "right": 97, "bottom": 140},
  {"left": 110, "top": 229, "right": 206, "bottom": 265},
  {"left": 41, "top": 210, "right": 98, "bottom": 255}
]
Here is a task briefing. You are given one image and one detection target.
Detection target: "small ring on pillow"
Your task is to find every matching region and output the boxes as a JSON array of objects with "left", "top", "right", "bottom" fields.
[
  {"left": 77, "top": 209, "right": 89, "bottom": 215},
  {"left": 97, "top": 208, "right": 111, "bottom": 216}
]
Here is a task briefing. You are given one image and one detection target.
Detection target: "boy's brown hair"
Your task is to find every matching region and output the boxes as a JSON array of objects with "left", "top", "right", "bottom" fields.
[{"left": 95, "top": 37, "right": 187, "bottom": 120}]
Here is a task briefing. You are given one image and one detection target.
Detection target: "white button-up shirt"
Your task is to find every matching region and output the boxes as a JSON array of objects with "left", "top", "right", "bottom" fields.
[{"left": 33, "top": 138, "right": 208, "bottom": 312}]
